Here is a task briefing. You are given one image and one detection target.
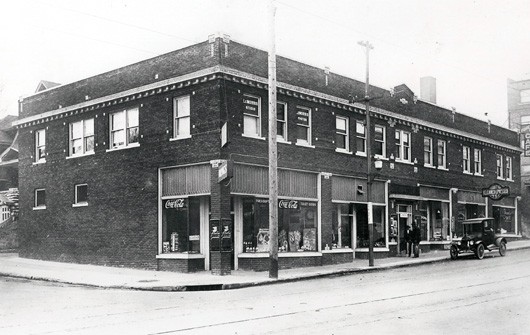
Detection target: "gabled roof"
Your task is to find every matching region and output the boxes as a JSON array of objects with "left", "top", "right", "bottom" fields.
[{"left": 35, "top": 80, "right": 61, "bottom": 93}]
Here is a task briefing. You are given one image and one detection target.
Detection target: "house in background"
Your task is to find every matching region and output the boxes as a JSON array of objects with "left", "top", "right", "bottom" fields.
[{"left": 0, "top": 115, "right": 19, "bottom": 251}]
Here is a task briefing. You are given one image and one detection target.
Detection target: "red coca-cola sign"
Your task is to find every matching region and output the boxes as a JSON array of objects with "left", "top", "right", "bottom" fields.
[
  {"left": 278, "top": 199, "right": 298, "bottom": 209},
  {"left": 165, "top": 199, "right": 186, "bottom": 209}
]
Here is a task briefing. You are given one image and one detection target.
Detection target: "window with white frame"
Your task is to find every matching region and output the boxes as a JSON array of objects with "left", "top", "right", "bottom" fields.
[
  {"left": 295, "top": 106, "right": 311, "bottom": 145},
  {"left": 70, "top": 119, "right": 94, "bottom": 156},
  {"left": 356, "top": 121, "right": 366, "bottom": 154},
  {"left": 395, "top": 129, "right": 411, "bottom": 162},
  {"left": 35, "top": 129, "right": 46, "bottom": 163},
  {"left": 173, "top": 96, "right": 190, "bottom": 139},
  {"left": 496, "top": 154, "right": 504, "bottom": 179},
  {"left": 506, "top": 156, "right": 513, "bottom": 180},
  {"left": 277, "top": 102, "right": 287, "bottom": 141},
  {"left": 521, "top": 89, "right": 530, "bottom": 103},
  {"left": 74, "top": 184, "right": 88, "bottom": 205},
  {"left": 110, "top": 108, "right": 139, "bottom": 149},
  {"left": 424, "top": 137, "right": 433, "bottom": 166},
  {"left": 243, "top": 95, "right": 261, "bottom": 137},
  {"left": 474, "top": 149, "right": 482, "bottom": 175},
  {"left": 336, "top": 116, "right": 349, "bottom": 151},
  {"left": 374, "top": 125, "right": 386, "bottom": 157},
  {"left": 1, "top": 206, "right": 9, "bottom": 222},
  {"left": 34, "top": 189, "right": 46, "bottom": 208},
  {"left": 437, "top": 139, "right": 446, "bottom": 168},
  {"left": 463, "top": 146, "right": 471, "bottom": 173}
]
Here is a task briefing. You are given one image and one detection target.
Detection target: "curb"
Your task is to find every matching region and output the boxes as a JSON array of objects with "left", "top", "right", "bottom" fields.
[{"left": 1, "top": 245, "right": 529, "bottom": 292}]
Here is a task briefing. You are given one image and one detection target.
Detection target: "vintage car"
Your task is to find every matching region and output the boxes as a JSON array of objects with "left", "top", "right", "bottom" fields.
[{"left": 450, "top": 217, "right": 507, "bottom": 260}]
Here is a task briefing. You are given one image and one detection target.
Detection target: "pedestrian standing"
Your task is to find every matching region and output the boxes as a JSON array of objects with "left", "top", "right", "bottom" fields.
[
  {"left": 405, "top": 224, "right": 412, "bottom": 257},
  {"left": 412, "top": 222, "right": 421, "bottom": 258}
]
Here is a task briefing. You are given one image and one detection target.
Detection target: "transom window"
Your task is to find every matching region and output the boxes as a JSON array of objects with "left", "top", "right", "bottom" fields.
[
  {"left": 34, "top": 189, "right": 46, "bottom": 208},
  {"left": 336, "top": 116, "right": 349, "bottom": 151},
  {"left": 437, "top": 139, "right": 447, "bottom": 168},
  {"left": 70, "top": 119, "right": 94, "bottom": 156},
  {"left": 374, "top": 125, "right": 386, "bottom": 157},
  {"left": 74, "top": 184, "right": 88, "bottom": 205},
  {"left": 395, "top": 129, "right": 411, "bottom": 162},
  {"left": 496, "top": 154, "right": 504, "bottom": 179},
  {"left": 277, "top": 102, "right": 287, "bottom": 141},
  {"left": 173, "top": 96, "right": 190, "bottom": 139},
  {"left": 295, "top": 106, "right": 311, "bottom": 145},
  {"left": 356, "top": 121, "right": 366, "bottom": 154},
  {"left": 35, "top": 129, "right": 46, "bottom": 163},
  {"left": 424, "top": 137, "right": 433, "bottom": 166},
  {"left": 110, "top": 108, "right": 139, "bottom": 149},
  {"left": 243, "top": 94, "right": 261, "bottom": 137},
  {"left": 474, "top": 149, "right": 482, "bottom": 175},
  {"left": 463, "top": 146, "right": 471, "bottom": 173}
]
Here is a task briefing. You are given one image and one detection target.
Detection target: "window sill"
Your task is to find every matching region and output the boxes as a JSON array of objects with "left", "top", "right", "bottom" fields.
[
  {"left": 295, "top": 142, "right": 315, "bottom": 149},
  {"left": 156, "top": 253, "right": 205, "bottom": 259},
  {"left": 463, "top": 171, "right": 473, "bottom": 175},
  {"left": 169, "top": 135, "right": 192, "bottom": 141},
  {"left": 395, "top": 159, "right": 413, "bottom": 165},
  {"left": 33, "top": 206, "right": 46, "bottom": 211},
  {"left": 424, "top": 164, "right": 436, "bottom": 169},
  {"left": 66, "top": 152, "right": 95, "bottom": 160},
  {"left": 437, "top": 166, "right": 449, "bottom": 171},
  {"left": 106, "top": 143, "right": 140, "bottom": 153},
  {"left": 355, "top": 248, "right": 390, "bottom": 252},
  {"left": 72, "top": 203, "right": 88, "bottom": 208},
  {"left": 473, "top": 173, "right": 484, "bottom": 177},
  {"left": 356, "top": 152, "right": 367, "bottom": 157},
  {"left": 277, "top": 139, "right": 292, "bottom": 145},
  {"left": 497, "top": 177, "right": 506, "bottom": 181},
  {"left": 506, "top": 178, "right": 514, "bottom": 183},
  {"left": 374, "top": 155, "right": 388, "bottom": 161},
  {"left": 239, "top": 251, "right": 321, "bottom": 258},
  {"left": 321, "top": 248, "right": 353, "bottom": 254},
  {"left": 32, "top": 160, "right": 46, "bottom": 166},
  {"left": 242, "top": 134, "right": 266, "bottom": 141},
  {"left": 335, "top": 148, "right": 352, "bottom": 155}
]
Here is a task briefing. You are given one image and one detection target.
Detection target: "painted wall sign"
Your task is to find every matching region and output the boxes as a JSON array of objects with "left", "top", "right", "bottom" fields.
[
  {"left": 243, "top": 95, "right": 259, "bottom": 116},
  {"left": 482, "top": 183, "right": 510, "bottom": 200},
  {"left": 296, "top": 108, "right": 309, "bottom": 126},
  {"left": 165, "top": 198, "right": 186, "bottom": 209},
  {"left": 523, "top": 130, "right": 530, "bottom": 157}
]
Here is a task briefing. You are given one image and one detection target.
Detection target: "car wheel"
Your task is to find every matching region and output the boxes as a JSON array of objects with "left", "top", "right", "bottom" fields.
[
  {"left": 475, "top": 244, "right": 485, "bottom": 260},
  {"left": 499, "top": 241, "right": 507, "bottom": 257},
  {"left": 450, "top": 245, "right": 459, "bottom": 260}
]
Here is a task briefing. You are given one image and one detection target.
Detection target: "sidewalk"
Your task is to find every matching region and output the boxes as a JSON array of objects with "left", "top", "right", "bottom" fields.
[{"left": 2, "top": 240, "right": 530, "bottom": 291}]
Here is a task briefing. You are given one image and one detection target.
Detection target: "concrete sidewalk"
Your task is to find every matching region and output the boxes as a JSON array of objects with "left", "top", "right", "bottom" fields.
[{"left": 2, "top": 239, "right": 529, "bottom": 291}]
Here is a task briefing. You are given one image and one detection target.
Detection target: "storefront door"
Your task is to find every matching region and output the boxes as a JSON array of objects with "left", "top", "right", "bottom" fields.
[{"left": 397, "top": 204, "right": 412, "bottom": 255}]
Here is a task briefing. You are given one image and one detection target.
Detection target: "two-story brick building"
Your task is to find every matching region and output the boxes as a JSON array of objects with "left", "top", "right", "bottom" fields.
[{"left": 15, "top": 36, "right": 522, "bottom": 274}]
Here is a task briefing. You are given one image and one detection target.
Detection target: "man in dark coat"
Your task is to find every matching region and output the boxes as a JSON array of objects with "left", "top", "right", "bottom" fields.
[
  {"left": 405, "top": 225, "right": 412, "bottom": 257},
  {"left": 411, "top": 222, "right": 421, "bottom": 257}
]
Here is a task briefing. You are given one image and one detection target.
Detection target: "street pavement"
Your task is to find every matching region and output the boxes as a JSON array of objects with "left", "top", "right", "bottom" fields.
[{"left": 1, "top": 239, "right": 529, "bottom": 291}]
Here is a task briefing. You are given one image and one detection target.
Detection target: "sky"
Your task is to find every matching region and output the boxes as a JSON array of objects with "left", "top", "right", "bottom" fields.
[{"left": 1, "top": 0, "right": 530, "bottom": 128}]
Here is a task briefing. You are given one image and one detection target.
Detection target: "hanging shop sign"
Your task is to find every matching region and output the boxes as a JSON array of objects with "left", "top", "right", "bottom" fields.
[
  {"left": 482, "top": 183, "right": 510, "bottom": 201},
  {"left": 523, "top": 131, "right": 530, "bottom": 157},
  {"left": 218, "top": 159, "right": 233, "bottom": 183},
  {"left": 164, "top": 198, "right": 186, "bottom": 209},
  {"left": 296, "top": 107, "right": 310, "bottom": 126},
  {"left": 243, "top": 95, "right": 260, "bottom": 116}
]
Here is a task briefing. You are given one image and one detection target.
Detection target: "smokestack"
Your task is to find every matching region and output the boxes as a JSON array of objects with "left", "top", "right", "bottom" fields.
[{"left": 420, "top": 76, "right": 437, "bottom": 104}]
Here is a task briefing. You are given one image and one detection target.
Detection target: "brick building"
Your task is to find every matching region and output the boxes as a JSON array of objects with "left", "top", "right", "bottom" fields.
[{"left": 15, "top": 36, "right": 522, "bottom": 273}]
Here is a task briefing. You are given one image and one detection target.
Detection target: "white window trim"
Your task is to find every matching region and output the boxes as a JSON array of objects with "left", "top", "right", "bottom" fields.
[
  {"left": 496, "top": 154, "right": 504, "bottom": 179},
  {"left": 396, "top": 129, "right": 411, "bottom": 163},
  {"left": 462, "top": 146, "right": 471, "bottom": 173},
  {"left": 243, "top": 94, "right": 261, "bottom": 138},
  {"left": 277, "top": 101, "right": 288, "bottom": 142},
  {"left": 172, "top": 95, "right": 191, "bottom": 140},
  {"left": 437, "top": 139, "right": 447, "bottom": 169},
  {"left": 506, "top": 156, "right": 513, "bottom": 181},
  {"left": 69, "top": 119, "right": 95, "bottom": 157},
  {"left": 35, "top": 129, "right": 46, "bottom": 163},
  {"left": 424, "top": 136, "right": 433, "bottom": 167},
  {"left": 74, "top": 184, "right": 88, "bottom": 206},
  {"left": 374, "top": 124, "right": 386, "bottom": 158},
  {"left": 474, "top": 148, "right": 482, "bottom": 176},
  {"left": 295, "top": 106, "right": 312, "bottom": 146},
  {"left": 34, "top": 188, "right": 46, "bottom": 210},
  {"left": 356, "top": 121, "right": 366, "bottom": 155},
  {"left": 106, "top": 142, "right": 140, "bottom": 153},
  {"left": 336, "top": 148, "right": 353, "bottom": 155},
  {"left": 336, "top": 115, "right": 349, "bottom": 152},
  {"left": 109, "top": 107, "right": 139, "bottom": 150}
]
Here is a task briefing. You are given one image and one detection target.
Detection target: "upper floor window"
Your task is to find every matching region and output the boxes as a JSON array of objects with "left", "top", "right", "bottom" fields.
[
  {"left": 474, "top": 149, "right": 482, "bottom": 175},
  {"left": 374, "top": 125, "right": 386, "bottom": 157},
  {"left": 521, "top": 89, "right": 530, "bottom": 103},
  {"left": 462, "top": 146, "right": 471, "bottom": 173},
  {"left": 336, "top": 116, "right": 349, "bottom": 151},
  {"left": 243, "top": 95, "right": 261, "bottom": 137},
  {"left": 295, "top": 106, "right": 311, "bottom": 146},
  {"left": 35, "top": 129, "right": 46, "bottom": 163},
  {"left": 110, "top": 107, "right": 139, "bottom": 149},
  {"left": 437, "top": 139, "right": 447, "bottom": 169},
  {"left": 356, "top": 121, "right": 366, "bottom": 155},
  {"left": 506, "top": 156, "right": 513, "bottom": 180},
  {"left": 424, "top": 137, "right": 433, "bottom": 166},
  {"left": 34, "top": 188, "right": 46, "bottom": 209},
  {"left": 173, "top": 96, "right": 190, "bottom": 139},
  {"left": 395, "top": 130, "right": 411, "bottom": 162},
  {"left": 496, "top": 154, "right": 504, "bottom": 179},
  {"left": 74, "top": 184, "right": 88, "bottom": 206},
  {"left": 277, "top": 102, "right": 288, "bottom": 141},
  {"left": 70, "top": 119, "right": 94, "bottom": 156}
]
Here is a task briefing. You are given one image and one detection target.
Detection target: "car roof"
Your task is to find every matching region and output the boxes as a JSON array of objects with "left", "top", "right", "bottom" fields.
[{"left": 461, "top": 217, "right": 494, "bottom": 224}]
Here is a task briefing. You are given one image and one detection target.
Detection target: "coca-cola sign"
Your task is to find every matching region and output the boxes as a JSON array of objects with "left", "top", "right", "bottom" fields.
[
  {"left": 278, "top": 199, "right": 298, "bottom": 209},
  {"left": 165, "top": 199, "right": 186, "bottom": 209}
]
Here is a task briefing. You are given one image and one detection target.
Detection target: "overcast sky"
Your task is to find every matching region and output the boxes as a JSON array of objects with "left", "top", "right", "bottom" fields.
[{"left": 1, "top": 0, "right": 530, "bottom": 128}]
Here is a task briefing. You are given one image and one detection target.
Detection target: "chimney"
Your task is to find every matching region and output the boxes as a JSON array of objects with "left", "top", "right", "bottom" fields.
[{"left": 420, "top": 76, "right": 437, "bottom": 104}]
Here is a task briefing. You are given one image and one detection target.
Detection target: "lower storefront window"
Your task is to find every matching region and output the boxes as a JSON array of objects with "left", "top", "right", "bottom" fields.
[
  {"left": 242, "top": 197, "right": 318, "bottom": 252},
  {"left": 455, "top": 203, "right": 486, "bottom": 237},
  {"left": 356, "top": 205, "right": 386, "bottom": 248},
  {"left": 161, "top": 197, "right": 201, "bottom": 253},
  {"left": 332, "top": 204, "right": 353, "bottom": 249},
  {"left": 493, "top": 206, "right": 515, "bottom": 234},
  {"left": 428, "top": 202, "right": 449, "bottom": 241}
]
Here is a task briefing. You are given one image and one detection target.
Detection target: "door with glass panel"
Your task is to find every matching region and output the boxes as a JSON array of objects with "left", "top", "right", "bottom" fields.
[{"left": 397, "top": 204, "right": 412, "bottom": 255}]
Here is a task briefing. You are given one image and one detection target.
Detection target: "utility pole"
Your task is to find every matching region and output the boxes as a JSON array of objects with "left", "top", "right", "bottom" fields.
[
  {"left": 358, "top": 40, "right": 375, "bottom": 267},
  {"left": 268, "top": 0, "right": 278, "bottom": 279}
]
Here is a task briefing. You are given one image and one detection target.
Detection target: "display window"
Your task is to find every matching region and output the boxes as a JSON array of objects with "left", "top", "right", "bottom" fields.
[
  {"left": 428, "top": 202, "right": 449, "bottom": 241},
  {"left": 161, "top": 197, "right": 201, "bottom": 253},
  {"left": 242, "top": 197, "right": 318, "bottom": 252},
  {"left": 356, "top": 205, "right": 386, "bottom": 248},
  {"left": 332, "top": 204, "right": 353, "bottom": 249},
  {"left": 493, "top": 206, "right": 515, "bottom": 234}
]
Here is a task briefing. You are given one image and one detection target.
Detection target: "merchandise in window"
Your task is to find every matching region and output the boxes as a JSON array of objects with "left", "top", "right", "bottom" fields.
[
  {"left": 336, "top": 116, "right": 349, "bottom": 151},
  {"left": 429, "top": 202, "right": 449, "bottom": 241},
  {"left": 242, "top": 198, "right": 318, "bottom": 252},
  {"left": 173, "top": 96, "right": 190, "bottom": 138},
  {"left": 35, "top": 129, "right": 46, "bottom": 162},
  {"left": 295, "top": 106, "right": 311, "bottom": 145},
  {"left": 110, "top": 108, "right": 139, "bottom": 149},
  {"left": 243, "top": 95, "right": 261, "bottom": 137},
  {"left": 493, "top": 206, "right": 515, "bottom": 234},
  {"left": 161, "top": 197, "right": 201, "bottom": 253},
  {"left": 70, "top": 119, "right": 94, "bottom": 156},
  {"left": 277, "top": 102, "right": 287, "bottom": 140}
]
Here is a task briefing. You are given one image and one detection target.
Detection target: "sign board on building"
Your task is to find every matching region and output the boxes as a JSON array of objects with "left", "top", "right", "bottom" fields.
[
  {"left": 243, "top": 95, "right": 259, "bottom": 116},
  {"left": 523, "top": 131, "right": 530, "bottom": 157},
  {"left": 296, "top": 107, "right": 310, "bottom": 126},
  {"left": 164, "top": 198, "right": 186, "bottom": 209},
  {"left": 218, "top": 160, "right": 233, "bottom": 183},
  {"left": 482, "top": 183, "right": 510, "bottom": 201}
]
